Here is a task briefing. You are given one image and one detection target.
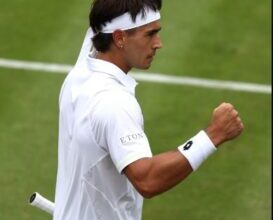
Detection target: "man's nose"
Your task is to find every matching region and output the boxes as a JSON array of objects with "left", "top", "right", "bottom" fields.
[{"left": 153, "top": 35, "right": 163, "bottom": 49}]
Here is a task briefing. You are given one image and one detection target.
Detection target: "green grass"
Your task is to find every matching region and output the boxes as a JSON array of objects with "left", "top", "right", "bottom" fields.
[
  {"left": 0, "top": 0, "right": 271, "bottom": 219},
  {"left": 0, "top": 70, "right": 62, "bottom": 220}
]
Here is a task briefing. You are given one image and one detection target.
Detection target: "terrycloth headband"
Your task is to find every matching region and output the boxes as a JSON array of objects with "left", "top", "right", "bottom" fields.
[
  {"left": 73, "top": 7, "right": 161, "bottom": 68},
  {"left": 102, "top": 8, "right": 161, "bottom": 33}
]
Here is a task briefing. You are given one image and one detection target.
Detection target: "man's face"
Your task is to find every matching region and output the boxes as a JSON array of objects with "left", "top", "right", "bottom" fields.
[{"left": 122, "top": 20, "right": 162, "bottom": 70}]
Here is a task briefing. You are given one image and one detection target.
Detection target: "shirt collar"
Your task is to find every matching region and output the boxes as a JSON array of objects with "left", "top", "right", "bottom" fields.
[{"left": 87, "top": 57, "right": 138, "bottom": 95}]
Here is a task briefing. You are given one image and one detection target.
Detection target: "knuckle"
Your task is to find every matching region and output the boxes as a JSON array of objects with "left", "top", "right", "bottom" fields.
[
  {"left": 228, "top": 104, "right": 234, "bottom": 110},
  {"left": 237, "top": 117, "right": 242, "bottom": 123},
  {"left": 223, "top": 103, "right": 234, "bottom": 110},
  {"left": 237, "top": 123, "right": 244, "bottom": 133},
  {"left": 232, "top": 110, "right": 239, "bottom": 118},
  {"left": 219, "top": 102, "right": 228, "bottom": 108}
]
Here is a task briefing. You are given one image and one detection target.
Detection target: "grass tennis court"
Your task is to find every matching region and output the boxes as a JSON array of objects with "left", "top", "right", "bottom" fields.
[{"left": 0, "top": 0, "right": 271, "bottom": 219}]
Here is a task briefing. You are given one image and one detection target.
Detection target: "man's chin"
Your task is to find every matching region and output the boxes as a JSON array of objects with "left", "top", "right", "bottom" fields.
[
  {"left": 140, "top": 63, "right": 152, "bottom": 70},
  {"left": 143, "top": 64, "right": 151, "bottom": 70},
  {"left": 133, "top": 61, "right": 152, "bottom": 70}
]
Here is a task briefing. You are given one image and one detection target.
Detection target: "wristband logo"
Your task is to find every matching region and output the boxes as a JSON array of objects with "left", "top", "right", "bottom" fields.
[{"left": 183, "top": 141, "right": 193, "bottom": 150}]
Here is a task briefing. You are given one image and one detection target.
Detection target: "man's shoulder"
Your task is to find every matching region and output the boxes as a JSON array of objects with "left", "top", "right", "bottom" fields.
[{"left": 96, "top": 88, "right": 139, "bottom": 112}]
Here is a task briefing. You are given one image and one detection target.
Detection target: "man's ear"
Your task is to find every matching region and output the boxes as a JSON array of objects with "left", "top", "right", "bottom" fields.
[{"left": 112, "top": 30, "right": 125, "bottom": 49}]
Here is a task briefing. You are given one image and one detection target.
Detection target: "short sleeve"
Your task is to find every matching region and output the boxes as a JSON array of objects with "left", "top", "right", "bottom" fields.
[{"left": 90, "top": 92, "right": 152, "bottom": 173}]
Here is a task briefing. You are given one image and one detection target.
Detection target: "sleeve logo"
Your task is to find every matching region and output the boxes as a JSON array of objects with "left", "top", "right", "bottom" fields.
[{"left": 120, "top": 133, "right": 144, "bottom": 144}]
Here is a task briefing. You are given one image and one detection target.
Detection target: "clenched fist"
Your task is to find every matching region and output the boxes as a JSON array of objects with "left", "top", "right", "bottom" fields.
[{"left": 205, "top": 103, "right": 244, "bottom": 147}]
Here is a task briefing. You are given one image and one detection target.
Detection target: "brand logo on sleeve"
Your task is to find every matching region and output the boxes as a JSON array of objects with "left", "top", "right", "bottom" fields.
[
  {"left": 120, "top": 133, "right": 144, "bottom": 144},
  {"left": 183, "top": 141, "right": 193, "bottom": 150}
]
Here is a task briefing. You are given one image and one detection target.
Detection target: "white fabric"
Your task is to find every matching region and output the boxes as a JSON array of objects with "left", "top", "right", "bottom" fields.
[
  {"left": 54, "top": 58, "right": 152, "bottom": 220},
  {"left": 178, "top": 130, "right": 217, "bottom": 171},
  {"left": 74, "top": 28, "right": 95, "bottom": 68},
  {"left": 102, "top": 8, "right": 161, "bottom": 33}
]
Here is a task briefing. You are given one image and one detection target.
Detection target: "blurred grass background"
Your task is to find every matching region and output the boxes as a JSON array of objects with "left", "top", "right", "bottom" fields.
[{"left": 0, "top": 0, "right": 271, "bottom": 219}]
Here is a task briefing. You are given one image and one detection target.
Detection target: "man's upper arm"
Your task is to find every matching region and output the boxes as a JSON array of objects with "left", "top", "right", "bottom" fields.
[{"left": 90, "top": 92, "right": 153, "bottom": 173}]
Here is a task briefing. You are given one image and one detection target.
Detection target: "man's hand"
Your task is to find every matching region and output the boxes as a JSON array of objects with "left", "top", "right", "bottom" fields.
[{"left": 205, "top": 103, "right": 244, "bottom": 147}]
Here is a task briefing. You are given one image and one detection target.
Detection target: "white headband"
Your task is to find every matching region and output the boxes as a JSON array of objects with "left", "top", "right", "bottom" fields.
[
  {"left": 73, "top": 8, "right": 161, "bottom": 68},
  {"left": 102, "top": 8, "right": 161, "bottom": 33}
]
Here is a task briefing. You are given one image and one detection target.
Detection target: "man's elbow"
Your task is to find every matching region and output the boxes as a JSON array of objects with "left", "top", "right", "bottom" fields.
[
  {"left": 134, "top": 180, "right": 158, "bottom": 199},
  {"left": 123, "top": 159, "right": 160, "bottom": 199}
]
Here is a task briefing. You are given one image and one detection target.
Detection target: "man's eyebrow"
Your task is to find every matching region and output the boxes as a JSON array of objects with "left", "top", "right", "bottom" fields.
[{"left": 146, "top": 27, "right": 162, "bottom": 35}]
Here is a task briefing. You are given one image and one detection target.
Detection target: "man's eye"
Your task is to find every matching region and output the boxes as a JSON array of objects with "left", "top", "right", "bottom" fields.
[{"left": 147, "top": 32, "right": 155, "bottom": 37}]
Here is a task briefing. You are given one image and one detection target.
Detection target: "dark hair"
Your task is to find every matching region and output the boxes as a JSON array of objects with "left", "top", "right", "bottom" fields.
[{"left": 89, "top": 0, "right": 162, "bottom": 52}]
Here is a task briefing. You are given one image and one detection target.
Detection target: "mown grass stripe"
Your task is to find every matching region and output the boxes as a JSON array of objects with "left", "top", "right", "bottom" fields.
[{"left": 0, "top": 58, "right": 271, "bottom": 94}]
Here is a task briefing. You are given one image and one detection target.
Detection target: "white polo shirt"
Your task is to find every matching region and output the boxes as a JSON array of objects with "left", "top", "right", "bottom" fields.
[{"left": 53, "top": 57, "right": 152, "bottom": 220}]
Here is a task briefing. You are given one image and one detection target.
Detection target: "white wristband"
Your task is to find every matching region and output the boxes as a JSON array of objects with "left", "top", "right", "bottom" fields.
[{"left": 178, "top": 130, "right": 217, "bottom": 171}]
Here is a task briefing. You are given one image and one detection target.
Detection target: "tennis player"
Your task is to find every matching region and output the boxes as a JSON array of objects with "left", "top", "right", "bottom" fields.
[{"left": 53, "top": 0, "right": 244, "bottom": 219}]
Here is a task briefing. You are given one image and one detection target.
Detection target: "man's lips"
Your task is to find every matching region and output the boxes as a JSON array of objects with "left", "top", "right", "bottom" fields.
[{"left": 147, "top": 53, "right": 156, "bottom": 59}]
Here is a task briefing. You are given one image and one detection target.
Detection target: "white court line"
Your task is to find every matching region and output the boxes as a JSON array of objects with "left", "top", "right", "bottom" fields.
[{"left": 0, "top": 58, "right": 271, "bottom": 94}]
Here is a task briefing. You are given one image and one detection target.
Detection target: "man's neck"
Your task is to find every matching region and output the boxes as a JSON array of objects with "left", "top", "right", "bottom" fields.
[{"left": 96, "top": 52, "right": 131, "bottom": 74}]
